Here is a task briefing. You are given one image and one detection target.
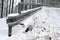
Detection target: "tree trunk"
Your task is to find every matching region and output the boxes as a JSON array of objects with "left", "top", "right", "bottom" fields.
[
  {"left": 6, "top": 0, "right": 8, "bottom": 16},
  {"left": 1, "top": 0, "right": 4, "bottom": 18},
  {"left": 9, "top": 0, "right": 11, "bottom": 14},
  {"left": 11, "top": 0, "right": 14, "bottom": 13}
]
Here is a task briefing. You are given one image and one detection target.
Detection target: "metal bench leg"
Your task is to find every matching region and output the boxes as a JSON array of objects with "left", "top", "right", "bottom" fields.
[{"left": 8, "top": 26, "right": 12, "bottom": 37}]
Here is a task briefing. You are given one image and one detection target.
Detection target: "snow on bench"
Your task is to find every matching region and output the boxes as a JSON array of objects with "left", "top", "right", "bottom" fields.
[
  {"left": 7, "top": 7, "right": 41, "bottom": 17},
  {"left": 8, "top": 13, "right": 19, "bottom": 17}
]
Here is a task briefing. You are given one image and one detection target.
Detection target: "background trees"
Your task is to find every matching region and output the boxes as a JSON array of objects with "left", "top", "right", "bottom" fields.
[
  {"left": 0, "top": 0, "right": 60, "bottom": 18},
  {"left": 0, "top": 0, "right": 15, "bottom": 18}
]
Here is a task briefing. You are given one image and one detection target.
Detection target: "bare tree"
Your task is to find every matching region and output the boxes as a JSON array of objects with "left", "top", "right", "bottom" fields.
[
  {"left": 9, "top": 0, "right": 11, "bottom": 14},
  {"left": 6, "top": 0, "right": 8, "bottom": 16},
  {"left": 11, "top": 0, "right": 14, "bottom": 13},
  {"left": 1, "top": 0, "right": 4, "bottom": 18}
]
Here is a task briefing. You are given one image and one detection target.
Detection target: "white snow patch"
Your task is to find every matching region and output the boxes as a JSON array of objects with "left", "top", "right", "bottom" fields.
[
  {"left": 7, "top": 13, "right": 19, "bottom": 17},
  {"left": 0, "top": 6, "right": 60, "bottom": 40}
]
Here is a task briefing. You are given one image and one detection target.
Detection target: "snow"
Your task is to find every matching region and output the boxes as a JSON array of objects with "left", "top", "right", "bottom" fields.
[
  {"left": 21, "top": 7, "right": 41, "bottom": 13},
  {"left": 0, "top": 18, "right": 8, "bottom": 40},
  {"left": 0, "top": 6, "right": 60, "bottom": 40},
  {"left": 7, "top": 13, "right": 19, "bottom": 17},
  {"left": 0, "top": 18, "right": 8, "bottom": 31}
]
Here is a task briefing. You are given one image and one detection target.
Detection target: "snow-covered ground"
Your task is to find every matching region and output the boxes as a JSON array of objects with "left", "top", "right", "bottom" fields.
[{"left": 0, "top": 6, "right": 60, "bottom": 40}]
